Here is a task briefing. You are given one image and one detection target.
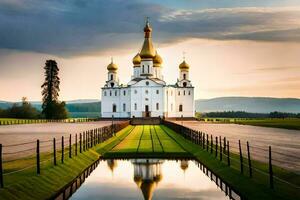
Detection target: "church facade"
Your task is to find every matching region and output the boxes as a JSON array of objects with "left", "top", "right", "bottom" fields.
[{"left": 101, "top": 21, "right": 194, "bottom": 118}]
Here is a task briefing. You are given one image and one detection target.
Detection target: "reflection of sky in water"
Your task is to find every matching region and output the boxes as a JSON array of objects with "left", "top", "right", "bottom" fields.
[{"left": 71, "top": 159, "right": 229, "bottom": 200}]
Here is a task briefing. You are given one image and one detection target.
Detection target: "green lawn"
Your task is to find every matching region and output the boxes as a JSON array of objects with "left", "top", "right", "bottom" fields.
[{"left": 106, "top": 125, "right": 187, "bottom": 157}]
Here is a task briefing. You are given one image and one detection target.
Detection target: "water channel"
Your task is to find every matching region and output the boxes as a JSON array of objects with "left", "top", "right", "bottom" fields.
[{"left": 69, "top": 159, "right": 241, "bottom": 200}]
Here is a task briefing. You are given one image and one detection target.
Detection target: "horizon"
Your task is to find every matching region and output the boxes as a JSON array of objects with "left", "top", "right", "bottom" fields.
[{"left": 1, "top": 0, "right": 300, "bottom": 101}]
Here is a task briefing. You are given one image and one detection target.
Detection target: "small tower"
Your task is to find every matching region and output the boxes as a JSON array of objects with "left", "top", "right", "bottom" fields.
[
  {"left": 178, "top": 55, "right": 192, "bottom": 87},
  {"left": 106, "top": 58, "right": 119, "bottom": 88},
  {"left": 132, "top": 53, "right": 141, "bottom": 78},
  {"left": 140, "top": 18, "right": 156, "bottom": 77}
]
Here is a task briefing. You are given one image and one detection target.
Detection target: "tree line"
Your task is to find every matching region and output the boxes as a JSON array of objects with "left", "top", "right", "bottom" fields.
[{"left": 198, "top": 111, "right": 300, "bottom": 118}]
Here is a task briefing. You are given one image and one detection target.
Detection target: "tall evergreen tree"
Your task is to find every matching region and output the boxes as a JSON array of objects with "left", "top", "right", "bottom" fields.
[{"left": 41, "top": 60, "right": 68, "bottom": 119}]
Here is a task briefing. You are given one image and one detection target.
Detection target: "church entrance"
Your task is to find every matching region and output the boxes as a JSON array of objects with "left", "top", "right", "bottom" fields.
[{"left": 145, "top": 105, "right": 150, "bottom": 117}]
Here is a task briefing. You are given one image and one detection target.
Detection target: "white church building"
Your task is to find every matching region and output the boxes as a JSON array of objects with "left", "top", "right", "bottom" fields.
[{"left": 101, "top": 20, "right": 195, "bottom": 118}]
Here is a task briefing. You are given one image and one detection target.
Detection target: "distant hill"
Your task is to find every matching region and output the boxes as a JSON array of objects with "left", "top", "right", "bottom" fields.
[
  {"left": 195, "top": 97, "right": 300, "bottom": 113},
  {"left": 1, "top": 97, "right": 300, "bottom": 115}
]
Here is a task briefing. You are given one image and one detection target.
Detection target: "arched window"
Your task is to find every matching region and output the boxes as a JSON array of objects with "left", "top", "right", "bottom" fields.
[
  {"left": 110, "top": 82, "right": 114, "bottom": 87},
  {"left": 145, "top": 90, "right": 148, "bottom": 94},
  {"left": 183, "top": 73, "right": 186, "bottom": 79},
  {"left": 134, "top": 103, "right": 137, "bottom": 110},
  {"left": 112, "top": 104, "right": 117, "bottom": 112},
  {"left": 178, "top": 91, "right": 180, "bottom": 96},
  {"left": 145, "top": 81, "right": 149, "bottom": 86},
  {"left": 115, "top": 90, "right": 117, "bottom": 96},
  {"left": 123, "top": 103, "right": 126, "bottom": 112},
  {"left": 109, "top": 91, "right": 112, "bottom": 96},
  {"left": 147, "top": 65, "right": 149, "bottom": 73},
  {"left": 179, "top": 104, "right": 183, "bottom": 112},
  {"left": 188, "top": 90, "right": 191, "bottom": 95},
  {"left": 183, "top": 82, "right": 187, "bottom": 87},
  {"left": 184, "top": 90, "right": 186, "bottom": 95},
  {"left": 104, "top": 91, "right": 107, "bottom": 96},
  {"left": 156, "top": 90, "right": 159, "bottom": 94},
  {"left": 110, "top": 74, "right": 113, "bottom": 80},
  {"left": 134, "top": 90, "right": 137, "bottom": 94},
  {"left": 156, "top": 103, "right": 159, "bottom": 110},
  {"left": 123, "top": 90, "right": 126, "bottom": 96}
]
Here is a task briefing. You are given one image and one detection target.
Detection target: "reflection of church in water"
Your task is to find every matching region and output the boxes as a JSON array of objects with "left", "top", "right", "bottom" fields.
[{"left": 106, "top": 159, "right": 189, "bottom": 200}]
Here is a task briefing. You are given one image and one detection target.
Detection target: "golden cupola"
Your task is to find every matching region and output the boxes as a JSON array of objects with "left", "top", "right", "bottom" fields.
[
  {"left": 107, "top": 59, "right": 118, "bottom": 72},
  {"left": 179, "top": 60, "right": 190, "bottom": 71},
  {"left": 140, "top": 20, "right": 156, "bottom": 59},
  {"left": 153, "top": 52, "right": 163, "bottom": 67},
  {"left": 132, "top": 53, "right": 141, "bottom": 66}
]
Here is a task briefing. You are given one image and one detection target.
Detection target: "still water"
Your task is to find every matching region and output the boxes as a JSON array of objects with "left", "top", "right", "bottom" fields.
[{"left": 70, "top": 159, "right": 240, "bottom": 200}]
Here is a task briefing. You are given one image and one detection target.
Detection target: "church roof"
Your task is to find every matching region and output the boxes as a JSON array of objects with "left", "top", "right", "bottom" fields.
[{"left": 140, "top": 20, "right": 156, "bottom": 59}]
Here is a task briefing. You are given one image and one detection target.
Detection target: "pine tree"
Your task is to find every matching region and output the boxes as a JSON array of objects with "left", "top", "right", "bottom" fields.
[{"left": 41, "top": 60, "right": 68, "bottom": 119}]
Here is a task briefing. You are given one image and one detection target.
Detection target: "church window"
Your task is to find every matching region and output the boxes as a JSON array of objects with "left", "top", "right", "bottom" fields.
[
  {"left": 104, "top": 91, "right": 107, "bottom": 96},
  {"left": 110, "top": 74, "right": 113, "bottom": 80},
  {"left": 134, "top": 90, "right": 137, "bottom": 94},
  {"left": 145, "top": 90, "right": 148, "bottom": 94},
  {"left": 123, "top": 103, "right": 126, "bottom": 112},
  {"left": 115, "top": 90, "right": 117, "bottom": 96},
  {"left": 123, "top": 90, "right": 126, "bottom": 96},
  {"left": 188, "top": 90, "right": 191, "bottom": 95},
  {"left": 184, "top": 90, "right": 186, "bottom": 95},
  {"left": 183, "top": 73, "right": 186, "bottom": 79},
  {"left": 134, "top": 103, "right": 137, "bottom": 110},
  {"left": 110, "top": 82, "right": 114, "bottom": 87},
  {"left": 112, "top": 104, "right": 117, "bottom": 112},
  {"left": 109, "top": 91, "right": 112, "bottom": 96},
  {"left": 156, "top": 103, "right": 159, "bottom": 110},
  {"left": 179, "top": 104, "right": 183, "bottom": 112},
  {"left": 183, "top": 82, "right": 187, "bottom": 87},
  {"left": 145, "top": 98, "right": 149, "bottom": 101},
  {"left": 178, "top": 91, "right": 180, "bottom": 96},
  {"left": 156, "top": 90, "right": 159, "bottom": 94},
  {"left": 146, "top": 81, "right": 149, "bottom": 86},
  {"left": 142, "top": 66, "right": 144, "bottom": 73},
  {"left": 147, "top": 65, "right": 149, "bottom": 73}
]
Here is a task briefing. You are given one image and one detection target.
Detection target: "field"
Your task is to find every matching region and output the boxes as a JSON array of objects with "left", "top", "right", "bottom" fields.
[
  {"left": 0, "top": 124, "right": 299, "bottom": 200},
  {"left": 198, "top": 117, "right": 300, "bottom": 130}
]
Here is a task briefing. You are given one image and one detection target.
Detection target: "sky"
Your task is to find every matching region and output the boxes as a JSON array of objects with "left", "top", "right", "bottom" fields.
[{"left": 0, "top": 0, "right": 300, "bottom": 101}]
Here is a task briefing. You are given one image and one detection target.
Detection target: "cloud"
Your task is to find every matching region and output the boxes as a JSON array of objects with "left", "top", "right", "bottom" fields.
[
  {"left": 255, "top": 66, "right": 300, "bottom": 71},
  {"left": 0, "top": 1, "right": 300, "bottom": 56}
]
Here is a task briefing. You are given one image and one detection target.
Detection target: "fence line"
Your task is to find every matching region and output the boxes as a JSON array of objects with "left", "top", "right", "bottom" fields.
[
  {"left": 162, "top": 120, "right": 300, "bottom": 190},
  {"left": 0, "top": 121, "right": 129, "bottom": 188}
]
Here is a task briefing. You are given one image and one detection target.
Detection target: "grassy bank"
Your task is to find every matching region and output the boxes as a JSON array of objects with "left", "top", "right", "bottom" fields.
[
  {"left": 0, "top": 125, "right": 133, "bottom": 200},
  {"left": 199, "top": 117, "right": 300, "bottom": 130}
]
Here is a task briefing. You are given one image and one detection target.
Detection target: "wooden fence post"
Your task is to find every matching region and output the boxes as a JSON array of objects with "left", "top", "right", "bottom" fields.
[
  {"left": 223, "top": 137, "right": 226, "bottom": 152},
  {"left": 210, "top": 135, "right": 213, "bottom": 154},
  {"left": 61, "top": 136, "right": 64, "bottom": 164},
  {"left": 215, "top": 137, "right": 218, "bottom": 158},
  {"left": 219, "top": 136, "right": 222, "bottom": 161},
  {"left": 206, "top": 134, "right": 209, "bottom": 152},
  {"left": 202, "top": 133, "right": 205, "bottom": 149},
  {"left": 269, "top": 146, "right": 274, "bottom": 189},
  {"left": 239, "top": 140, "right": 243, "bottom": 174},
  {"left": 75, "top": 134, "right": 78, "bottom": 156},
  {"left": 199, "top": 132, "right": 202, "bottom": 146},
  {"left": 247, "top": 141, "right": 252, "bottom": 177},
  {"left": 83, "top": 132, "right": 85, "bottom": 151},
  {"left": 0, "top": 144, "right": 3, "bottom": 188},
  {"left": 80, "top": 133, "right": 82, "bottom": 153},
  {"left": 227, "top": 141, "right": 230, "bottom": 166},
  {"left": 36, "top": 140, "right": 40, "bottom": 175},
  {"left": 69, "top": 134, "right": 72, "bottom": 158},
  {"left": 53, "top": 138, "right": 56, "bottom": 166}
]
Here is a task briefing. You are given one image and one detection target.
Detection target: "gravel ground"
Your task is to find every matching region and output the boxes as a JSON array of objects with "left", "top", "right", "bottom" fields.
[{"left": 171, "top": 120, "right": 300, "bottom": 173}]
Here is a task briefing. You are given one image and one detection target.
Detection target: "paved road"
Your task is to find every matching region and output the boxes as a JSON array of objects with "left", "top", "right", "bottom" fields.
[
  {"left": 171, "top": 120, "right": 300, "bottom": 173},
  {"left": 0, "top": 121, "right": 122, "bottom": 160}
]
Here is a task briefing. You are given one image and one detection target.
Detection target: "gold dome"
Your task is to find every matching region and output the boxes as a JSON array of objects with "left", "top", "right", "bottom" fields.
[
  {"left": 140, "top": 20, "right": 156, "bottom": 59},
  {"left": 107, "top": 60, "right": 118, "bottom": 71},
  {"left": 180, "top": 160, "right": 189, "bottom": 171},
  {"left": 153, "top": 52, "right": 163, "bottom": 67},
  {"left": 140, "top": 180, "right": 155, "bottom": 200},
  {"left": 107, "top": 159, "right": 117, "bottom": 172},
  {"left": 179, "top": 60, "right": 190, "bottom": 70},
  {"left": 134, "top": 175, "right": 142, "bottom": 187},
  {"left": 133, "top": 53, "right": 141, "bottom": 66}
]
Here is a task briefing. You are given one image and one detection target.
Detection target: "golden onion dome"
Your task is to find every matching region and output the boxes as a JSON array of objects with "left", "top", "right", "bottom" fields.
[
  {"left": 153, "top": 52, "right": 163, "bottom": 67},
  {"left": 180, "top": 160, "right": 189, "bottom": 171},
  {"left": 140, "top": 20, "right": 156, "bottom": 59},
  {"left": 179, "top": 60, "right": 190, "bottom": 70},
  {"left": 107, "top": 60, "right": 118, "bottom": 71},
  {"left": 132, "top": 53, "right": 141, "bottom": 66}
]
